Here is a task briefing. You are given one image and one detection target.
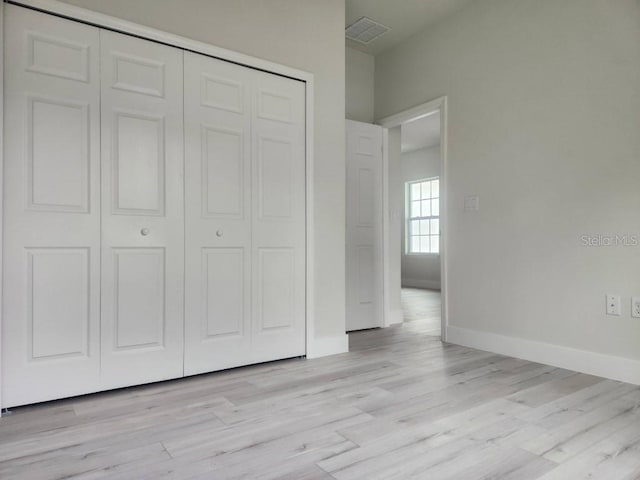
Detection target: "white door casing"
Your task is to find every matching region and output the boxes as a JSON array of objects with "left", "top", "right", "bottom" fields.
[
  {"left": 2, "top": 5, "right": 101, "bottom": 406},
  {"left": 378, "top": 97, "right": 448, "bottom": 340},
  {"left": 99, "top": 30, "right": 185, "bottom": 388},
  {"left": 346, "top": 120, "right": 384, "bottom": 331}
]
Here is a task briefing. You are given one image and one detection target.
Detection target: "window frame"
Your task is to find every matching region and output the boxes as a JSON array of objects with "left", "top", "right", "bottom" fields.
[{"left": 405, "top": 176, "right": 440, "bottom": 256}]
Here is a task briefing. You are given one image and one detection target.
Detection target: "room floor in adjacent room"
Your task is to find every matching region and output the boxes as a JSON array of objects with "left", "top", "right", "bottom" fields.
[
  {"left": 401, "top": 287, "right": 441, "bottom": 336},
  {"left": 1, "top": 309, "right": 640, "bottom": 479}
]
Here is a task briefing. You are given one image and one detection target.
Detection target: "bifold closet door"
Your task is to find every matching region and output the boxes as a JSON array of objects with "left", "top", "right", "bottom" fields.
[
  {"left": 183, "top": 52, "right": 252, "bottom": 375},
  {"left": 250, "top": 70, "right": 306, "bottom": 362},
  {"left": 183, "top": 52, "right": 306, "bottom": 375},
  {"left": 2, "top": 6, "right": 101, "bottom": 406},
  {"left": 99, "top": 30, "right": 185, "bottom": 388}
]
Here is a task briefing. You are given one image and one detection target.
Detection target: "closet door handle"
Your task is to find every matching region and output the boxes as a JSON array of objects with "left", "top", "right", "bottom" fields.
[
  {"left": 140, "top": 228, "right": 150, "bottom": 236},
  {"left": 216, "top": 229, "right": 223, "bottom": 237}
]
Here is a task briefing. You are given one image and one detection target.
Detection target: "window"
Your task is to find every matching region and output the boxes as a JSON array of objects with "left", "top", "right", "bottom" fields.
[{"left": 406, "top": 177, "right": 440, "bottom": 254}]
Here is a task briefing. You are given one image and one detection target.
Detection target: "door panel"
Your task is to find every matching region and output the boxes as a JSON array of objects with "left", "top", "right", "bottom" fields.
[
  {"left": 257, "top": 248, "right": 295, "bottom": 331},
  {"left": 100, "top": 30, "right": 184, "bottom": 388},
  {"left": 257, "top": 136, "right": 294, "bottom": 219},
  {"left": 202, "top": 126, "right": 244, "bottom": 217},
  {"left": 111, "top": 53, "right": 165, "bottom": 97},
  {"left": 251, "top": 71, "right": 306, "bottom": 361},
  {"left": 112, "top": 248, "right": 166, "bottom": 350},
  {"left": 28, "top": 97, "right": 89, "bottom": 211},
  {"left": 2, "top": 5, "right": 101, "bottom": 407},
  {"left": 183, "top": 52, "right": 252, "bottom": 375},
  {"left": 26, "top": 32, "right": 90, "bottom": 81},
  {"left": 28, "top": 248, "right": 90, "bottom": 359},
  {"left": 112, "top": 112, "right": 165, "bottom": 214},
  {"left": 202, "top": 248, "right": 245, "bottom": 338},
  {"left": 356, "top": 246, "right": 375, "bottom": 305},
  {"left": 346, "top": 120, "right": 384, "bottom": 331}
]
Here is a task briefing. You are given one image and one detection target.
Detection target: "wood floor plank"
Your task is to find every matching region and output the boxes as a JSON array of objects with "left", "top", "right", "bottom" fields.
[
  {"left": 437, "top": 446, "right": 557, "bottom": 480},
  {"left": 516, "top": 379, "right": 639, "bottom": 428},
  {"left": 319, "top": 398, "right": 533, "bottom": 475},
  {"left": 0, "top": 441, "right": 171, "bottom": 480},
  {"left": 520, "top": 395, "right": 640, "bottom": 463},
  {"left": 506, "top": 372, "right": 604, "bottom": 408},
  {"left": 534, "top": 417, "right": 640, "bottom": 480}
]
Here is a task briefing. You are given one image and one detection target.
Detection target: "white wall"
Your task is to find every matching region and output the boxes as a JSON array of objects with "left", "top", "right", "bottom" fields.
[
  {"left": 376, "top": 0, "right": 640, "bottom": 369},
  {"left": 401, "top": 146, "right": 441, "bottom": 289},
  {"left": 57, "top": 0, "right": 348, "bottom": 349},
  {"left": 345, "top": 46, "right": 374, "bottom": 123}
]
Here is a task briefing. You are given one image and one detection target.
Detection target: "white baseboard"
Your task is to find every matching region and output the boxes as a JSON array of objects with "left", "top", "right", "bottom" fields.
[
  {"left": 401, "top": 278, "right": 441, "bottom": 290},
  {"left": 446, "top": 326, "right": 640, "bottom": 386},
  {"left": 306, "top": 334, "right": 349, "bottom": 359}
]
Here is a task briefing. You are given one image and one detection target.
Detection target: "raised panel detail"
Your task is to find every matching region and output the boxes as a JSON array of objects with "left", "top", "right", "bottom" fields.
[
  {"left": 27, "top": 96, "right": 89, "bottom": 212},
  {"left": 27, "top": 248, "right": 89, "bottom": 360},
  {"left": 112, "top": 53, "right": 165, "bottom": 97},
  {"left": 258, "top": 136, "right": 293, "bottom": 220},
  {"left": 203, "top": 248, "right": 244, "bottom": 339},
  {"left": 258, "top": 248, "right": 294, "bottom": 331},
  {"left": 356, "top": 246, "right": 374, "bottom": 305},
  {"left": 113, "top": 248, "right": 165, "bottom": 350},
  {"left": 27, "top": 32, "right": 89, "bottom": 82},
  {"left": 356, "top": 135, "right": 374, "bottom": 156},
  {"left": 258, "top": 90, "right": 292, "bottom": 123},
  {"left": 202, "top": 126, "right": 244, "bottom": 218},
  {"left": 357, "top": 168, "right": 374, "bottom": 226},
  {"left": 113, "top": 111, "right": 165, "bottom": 215},
  {"left": 201, "top": 74, "right": 243, "bottom": 113}
]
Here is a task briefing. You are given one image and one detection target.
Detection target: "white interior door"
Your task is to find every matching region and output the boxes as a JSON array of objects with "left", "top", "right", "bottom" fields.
[
  {"left": 2, "top": 6, "right": 101, "bottom": 406},
  {"left": 184, "top": 52, "right": 306, "bottom": 373},
  {"left": 183, "top": 52, "right": 252, "bottom": 375},
  {"left": 250, "top": 70, "right": 306, "bottom": 362},
  {"left": 346, "top": 120, "right": 384, "bottom": 331},
  {"left": 99, "top": 30, "right": 185, "bottom": 388}
]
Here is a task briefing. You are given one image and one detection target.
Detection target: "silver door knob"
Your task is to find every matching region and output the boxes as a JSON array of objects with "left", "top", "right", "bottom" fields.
[
  {"left": 141, "top": 228, "right": 150, "bottom": 236},
  {"left": 216, "top": 229, "right": 223, "bottom": 237}
]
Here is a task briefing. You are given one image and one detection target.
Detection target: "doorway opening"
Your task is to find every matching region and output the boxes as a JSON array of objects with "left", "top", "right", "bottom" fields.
[
  {"left": 379, "top": 97, "right": 448, "bottom": 342},
  {"left": 400, "top": 114, "right": 441, "bottom": 336}
]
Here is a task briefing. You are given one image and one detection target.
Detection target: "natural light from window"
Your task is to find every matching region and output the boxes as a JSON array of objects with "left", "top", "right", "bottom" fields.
[{"left": 406, "top": 177, "right": 440, "bottom": 254}]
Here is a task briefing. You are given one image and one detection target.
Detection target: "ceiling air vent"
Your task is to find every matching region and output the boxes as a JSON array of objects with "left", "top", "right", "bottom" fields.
[{"left": 345, "top": 16, "right": 390, "bottom": 44}]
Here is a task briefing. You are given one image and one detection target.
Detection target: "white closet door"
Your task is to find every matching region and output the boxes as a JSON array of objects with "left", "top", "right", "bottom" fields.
[
  {"left": 184, "top": 54, "right": 306, "bottom": 373},
  {"left": 250, "top": 71, "right": 306, "bottom": 362},
  {"left": 183, "top": 52, "right": 252, "bottom": 375},
  {"left": 100, "top": 31, "right": 185, "bottom": 388},
  {"left": 2, "top": 6, "right": 101, "bottom": 406}
]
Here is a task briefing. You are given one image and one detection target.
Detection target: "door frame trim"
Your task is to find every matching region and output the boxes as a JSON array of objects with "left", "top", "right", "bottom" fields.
[
  {"left": 378, "top": 96, "right": 448, "bottom": 342},
  {"left": 1, "top": 0, "right": 317, "bottom": 407},
  {"left": 0, "top": 1, "right": 4, "bottom": 410}
]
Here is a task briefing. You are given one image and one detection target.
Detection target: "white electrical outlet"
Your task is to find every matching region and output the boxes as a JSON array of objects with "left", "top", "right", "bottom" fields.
[
  {"left": 606, "top": 294, "right": 621, "bottom": 316},
  {"left": 632, "top": 297, "right": 640, "bottom": 318}
]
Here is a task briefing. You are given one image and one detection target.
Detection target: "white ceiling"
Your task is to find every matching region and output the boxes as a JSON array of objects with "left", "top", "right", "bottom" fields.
[
  {"left": 346, "top": 0, "right": 476, "bottom": 56},
  {"left": 401, "top": 113, "right": 441, "bottom": 153}
]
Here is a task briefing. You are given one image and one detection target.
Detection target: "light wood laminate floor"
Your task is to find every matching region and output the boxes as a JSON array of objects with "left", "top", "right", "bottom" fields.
[{"left": 1, "top": 307, "right": 640, "bottom": 479}]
